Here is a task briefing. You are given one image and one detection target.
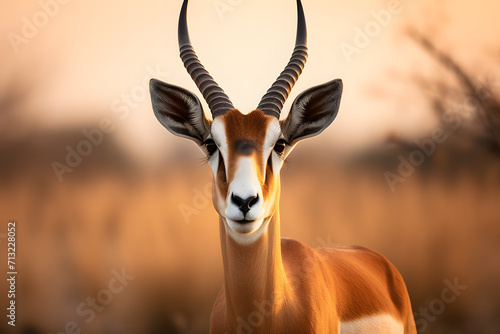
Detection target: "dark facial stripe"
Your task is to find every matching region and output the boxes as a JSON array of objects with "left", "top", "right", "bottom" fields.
[
  {"left": 234, "top": 139, "right": 256, "bottom": 155},
  {"left": 216, "top": 151, "right": 228, "bottom": 201}
]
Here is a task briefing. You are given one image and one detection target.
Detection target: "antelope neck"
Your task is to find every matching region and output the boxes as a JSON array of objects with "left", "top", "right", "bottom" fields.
[{"left": 219, "top": 210, "right": 292, "bottom": 325}]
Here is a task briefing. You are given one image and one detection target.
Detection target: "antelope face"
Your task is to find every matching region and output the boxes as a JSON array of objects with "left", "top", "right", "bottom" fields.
[
  {"left": 149, "top": 0, "right": 343, "bottom": 243},
  {"left": 150, "top": 78, "right": 342, "bottom": 243},
  {"left": 208, "top": 110, "right": 283, "bottom": 237}
]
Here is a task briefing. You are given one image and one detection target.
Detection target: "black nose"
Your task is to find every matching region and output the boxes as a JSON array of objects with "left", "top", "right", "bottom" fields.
[{"left": 231, "top": 193, "right": 259, "bottom": 215}]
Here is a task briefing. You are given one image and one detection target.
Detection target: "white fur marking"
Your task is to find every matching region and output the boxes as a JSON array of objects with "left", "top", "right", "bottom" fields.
[
  {"left": 224, "top": 216, "right": 270, "bottom": 246},
  {"left": 224, "top": 157, "right": 266, "bottom": 239},
  {"left": 209, "top": 118, "right": 228, "bottom": 177},
  {"left": 262, "top": 118, "right": 282, "bottom": 180},
  {"left": 340, "top": 314, "right": 404, "bottom": 334}
]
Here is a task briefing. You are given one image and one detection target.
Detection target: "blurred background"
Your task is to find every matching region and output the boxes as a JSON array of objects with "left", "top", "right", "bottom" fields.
[{"left": 1, "top": 0, "right": 499, "bottom": 333}]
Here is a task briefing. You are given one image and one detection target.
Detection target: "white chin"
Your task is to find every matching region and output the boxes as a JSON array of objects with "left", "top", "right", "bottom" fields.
[{"left": 226, "top": 218, "right": 264, "bottom": 234}]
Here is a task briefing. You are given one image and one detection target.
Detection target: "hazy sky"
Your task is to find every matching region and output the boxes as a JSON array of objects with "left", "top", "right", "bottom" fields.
[{"left": 1, "top": 0, "right": 499, "bottom": 159}]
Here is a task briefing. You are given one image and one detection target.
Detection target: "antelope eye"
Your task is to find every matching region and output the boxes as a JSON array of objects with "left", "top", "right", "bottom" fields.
[
  {"left": 273, "top": 139, "right": 287, "bottom": 154},
  {"left": 205, "top": 139, "right": 217, "bottom": 156}
]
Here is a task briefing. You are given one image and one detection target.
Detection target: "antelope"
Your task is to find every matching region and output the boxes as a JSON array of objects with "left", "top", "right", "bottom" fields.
[{"left": 150, "top": 0, "right": 417, "bottom": 333}]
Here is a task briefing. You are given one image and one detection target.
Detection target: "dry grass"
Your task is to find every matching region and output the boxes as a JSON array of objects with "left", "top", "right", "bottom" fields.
[{"left": 1, "top": 139, "right": 499, "bottom": 333}]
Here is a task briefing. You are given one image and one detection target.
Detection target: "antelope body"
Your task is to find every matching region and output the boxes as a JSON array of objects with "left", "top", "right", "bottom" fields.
[{"left": 150, "top": 1, "right": 417, "bottom": 333}]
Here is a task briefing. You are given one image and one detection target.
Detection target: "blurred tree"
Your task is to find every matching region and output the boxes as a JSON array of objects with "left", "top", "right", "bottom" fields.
[{"left": 409, "top": 30, "right": 500, "bottom": 155}]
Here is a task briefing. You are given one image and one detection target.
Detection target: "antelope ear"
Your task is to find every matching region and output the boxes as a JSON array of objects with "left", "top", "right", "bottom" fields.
[
  {"left": 150, "top": 78, "right": 211, "bottom": 145},
  {"left": 281, "top": 79, "right": 343, "bottom": 145}
]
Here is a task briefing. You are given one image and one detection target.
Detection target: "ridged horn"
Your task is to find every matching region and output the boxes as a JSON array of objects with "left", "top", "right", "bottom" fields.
[
  {"left": 178, "top": 0, "right": 234, "bottom": 118},
  {"left": 257, "top": 0, "right": 308, "bottom": 118}
]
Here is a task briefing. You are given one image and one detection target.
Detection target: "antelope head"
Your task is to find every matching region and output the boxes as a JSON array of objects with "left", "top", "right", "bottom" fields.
[{"left": 150, "top": 0, "right": 342, "bottom": 244}]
